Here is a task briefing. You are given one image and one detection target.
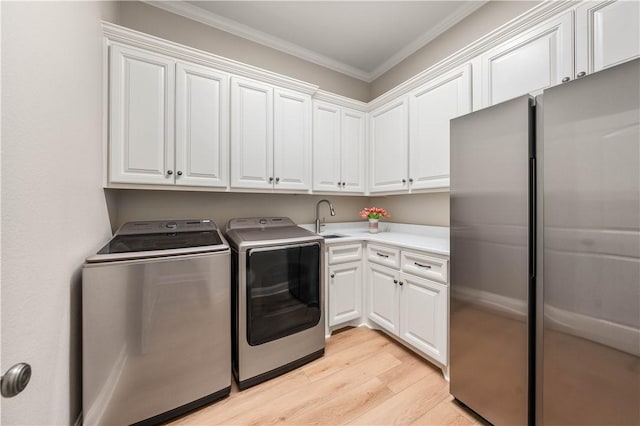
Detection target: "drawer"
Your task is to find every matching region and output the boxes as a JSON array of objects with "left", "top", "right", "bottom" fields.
[
  {"left": 401, "top": 250, "right": 448, "bottom": 283},
  {"left": 367, "top": 243, "right": 401, "bottom": 269},
  {"left": 328, "top": 243, "right": 362, "bottom": 265}
]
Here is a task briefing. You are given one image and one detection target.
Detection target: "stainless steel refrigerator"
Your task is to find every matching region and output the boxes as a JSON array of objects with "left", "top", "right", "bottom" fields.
[{"left": 450, "top": 58, "right": 639, "bottom": 426}]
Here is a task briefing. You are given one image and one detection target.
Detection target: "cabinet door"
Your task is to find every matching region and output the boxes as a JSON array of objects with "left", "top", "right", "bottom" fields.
[
  {"left": 230, "top": 77, "right": 273, "bottom": 189},
  {"left": 273, "top": 88, "right": 312, "bottom": 191},
  {"left": 367, "top": 263, "right": 400, "bottom": 334},
  {"left": 312, "top": 101, "right": 341, "bottom": 192},
  {"left": 409, "top": 64, "right": 471, "bottom": 191},
  {"left": 576, "top": 0, "right": 640, "bottom": 75},
  {"left": 399, "top": 274, "right": 448, "bottom": 364},
  {"left": 329, "top": 261, "right": 362, "bottom": 327},
  {"left": 175, "top": 62, "right": 229, "bottom": 187},
  {"left": 477, "top": 12, "right": 573, "bottom": 107},
  {"left": 340, "top": 108, "right": 366, "bottom": 193},
  {"left": 109, "top": 44, "right": 175, "bottom": 185},
  {"left": 369, "top": 98, "right": 409, "bottom": 193}
]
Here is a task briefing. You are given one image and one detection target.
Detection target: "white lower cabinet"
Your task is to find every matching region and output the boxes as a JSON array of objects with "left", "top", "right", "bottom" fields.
[
  {"left": 367, "top": 263, "right": 400, "bottom": 334},
  {"left": 328, "top": 261, "right": 362, "bottom": 327},
  {"left": 366, "top": 246, "right": 449, "bottom": 366},
  {"left": 327, "top": 243, "right": 363, "bottom": 329},
  {"left": 399, "top": 273, "right": 448, "bottom": 364}
]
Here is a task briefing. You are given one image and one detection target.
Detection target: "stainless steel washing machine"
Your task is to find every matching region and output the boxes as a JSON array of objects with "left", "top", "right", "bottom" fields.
[
  {"left": 225, "top": 217, "right": 325, "bottom": 389},
  {"left": 82, "top": 219, "right": 231, "bottom": 426}
]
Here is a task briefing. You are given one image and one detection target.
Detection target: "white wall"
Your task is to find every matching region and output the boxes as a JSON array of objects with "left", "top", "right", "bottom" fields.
[{"left": 1, "top": 2, "right": 118, "bottom": 424}]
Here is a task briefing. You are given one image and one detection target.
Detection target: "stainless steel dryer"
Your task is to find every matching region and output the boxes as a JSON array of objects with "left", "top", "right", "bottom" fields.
[
  {"left": 225, "top": 217, "right": 325, "bottom": 389},
  {"left": 82, "top": 219, "right": 231, "bottom": 426}
]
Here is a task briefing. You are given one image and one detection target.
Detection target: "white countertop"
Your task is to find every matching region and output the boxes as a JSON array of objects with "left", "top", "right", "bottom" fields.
[{"left": 299, "top": 222, "right": 450, "bottom": 256}]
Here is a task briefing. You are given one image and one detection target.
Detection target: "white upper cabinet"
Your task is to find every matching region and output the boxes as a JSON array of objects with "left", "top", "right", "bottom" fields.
[
  {"left": 109, "top": 44, "right": 175, "bottom": 185},
  {"left": 369, "top": 98, "right": 409, "bottom": 193},
  {"left": 273, "top": 88, "right": 312, "bottom": 190},
  {"left": 231, "top": 77, "right": 311, "bottom": 191},
  {"left": 575, "top": 0, "right": 640, "bottom": 76},
  {"left": 313, "top": 102, "right": 342, "bottom": 191},
  {"left": 408, "top": 64, "right": 472, "bottom": 191},
  {"left": 340, "top": 109, "right": 366, "bottom": 193},
  {"left": 313, "top": 100, "right": 366, "bottom": 193},
  {"left": 474, "top": 11, "right": 573, "bottom": 108},
  {"left": 230, "top": 77, "right": 274, "bottom": 190},
  {"left": 175, "top": 62, "right": 229, "bottom": 187}
]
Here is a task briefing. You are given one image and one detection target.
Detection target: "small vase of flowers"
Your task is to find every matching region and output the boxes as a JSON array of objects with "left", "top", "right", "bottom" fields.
[{"left": 359, "top": 207, "right": 390, "bottom": 234}]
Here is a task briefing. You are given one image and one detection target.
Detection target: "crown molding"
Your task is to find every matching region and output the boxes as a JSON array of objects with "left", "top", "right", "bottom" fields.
[
  {"left": 368, "top": 0, "right": 576, "bottom": 109},
  {"left": 143, "top": 0, "right": 372, "bottom": 82},
  {"left": 143, "top": 1, "right": 487, "bottom": 83},
  {"left": 313, "top": 90, "right": 369, "bottom": 112},
  {"left": 106, "top": 1, "right": 579, "bottom": 109},
  {"left": 102, "top": 21, "right": 319, "bottom": 95},
  {"left": 368, "top": 1, "right": 488, "bottom": 81}
]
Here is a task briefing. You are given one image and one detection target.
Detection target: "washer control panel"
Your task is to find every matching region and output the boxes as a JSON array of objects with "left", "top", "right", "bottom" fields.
[
  {"left": 226, "top": 217, "right": 296, "bottom": 230},
  {"left": 117, "top": 219, "right": 217, "bottom": 235}
]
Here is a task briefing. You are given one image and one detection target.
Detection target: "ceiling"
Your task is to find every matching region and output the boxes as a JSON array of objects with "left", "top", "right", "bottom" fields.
[{"left": 146, "top": 1, "right": 487, "bottom": 82}]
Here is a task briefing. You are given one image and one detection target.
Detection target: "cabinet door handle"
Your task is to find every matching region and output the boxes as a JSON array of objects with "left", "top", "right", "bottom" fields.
[
  {"left": 409, "top": 178, "right": 414, "bottom": 183},
  {"left": 414, "top": 262, "right": 432, "bottom": 269},
  {"left": 577, "top": 71, "right": 586, "bottom": 78},
  {"left": 177, "top": 171, "right": 183, "bottom": 176},
  {"left": 393, "top": 279, "right": 398, "bottom": 284},
  {"left": 399, "top": 281, "right": 404, "bottom": 286},
  {"left": 330, "top": 273, "right": 335, "bottom": 279},
  {"left": 275, "top": 177, "right": 280, "bottom": 183},
  {"left": 269, "top": 177, "right": 274, "bottom": 182},
  {"left": 402, "top": 179, "right": 407, "bottom": 184},
  {"left": 341, "top": 182, "right": 346, "bottom": 187},
  {"left": 167, "top": 170, "right": 173, "bottom": 176},
  {"left": 337, "top": 182, "right": 341, "bottom": 187},
  {"left": 562, "top": 76, "right": 571, "bottom": 83},
  {"left": 376, "top": 252, "right": 389, "bottom": 258}
]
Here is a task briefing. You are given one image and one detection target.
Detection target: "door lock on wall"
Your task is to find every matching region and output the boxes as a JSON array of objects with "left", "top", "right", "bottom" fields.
[{"left": 1, "top": 363, "right": 31, "bottom": 398}]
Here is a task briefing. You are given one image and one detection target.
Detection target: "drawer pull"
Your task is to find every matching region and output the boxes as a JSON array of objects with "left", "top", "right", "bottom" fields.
[
  {"left": 376, "top": 252, "right": 389, "bottom": 258},
  {"left": 414, "top": 262, "right": 432, "bottom": 269}
]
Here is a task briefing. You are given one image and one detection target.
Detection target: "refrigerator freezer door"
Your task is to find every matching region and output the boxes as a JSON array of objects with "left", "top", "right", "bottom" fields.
[
  {"left": 450, "top": 95, "right": 533, "bottom": 426},
  {"left": 540, "top": 59, "right": 640, "bottom": 425}
]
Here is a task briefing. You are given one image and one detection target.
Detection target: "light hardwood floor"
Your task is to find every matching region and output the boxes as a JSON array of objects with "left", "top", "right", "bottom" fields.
[{"left": 169, "top": 327, "right": 486, "bottom": 425}]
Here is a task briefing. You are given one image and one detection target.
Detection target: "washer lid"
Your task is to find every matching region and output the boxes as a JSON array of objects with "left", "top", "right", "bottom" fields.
[
  {"left": 97, "top": 231, "right": 224, "bottom": 255},
  {"left": 224, "top": 217, "right": 320, "bottom": 247},
  {"left": 86, "top": 219, "right": 228, "bottom": 263}
]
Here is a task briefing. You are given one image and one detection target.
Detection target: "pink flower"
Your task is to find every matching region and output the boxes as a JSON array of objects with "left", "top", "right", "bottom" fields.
[{"left": 358, "top": 206, "right": 391, "bottom": 220}]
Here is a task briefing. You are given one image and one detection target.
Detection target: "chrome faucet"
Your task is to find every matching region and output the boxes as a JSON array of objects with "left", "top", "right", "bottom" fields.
[{"left": 315, "top": 199, "right": 336, "bottom": 233}]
